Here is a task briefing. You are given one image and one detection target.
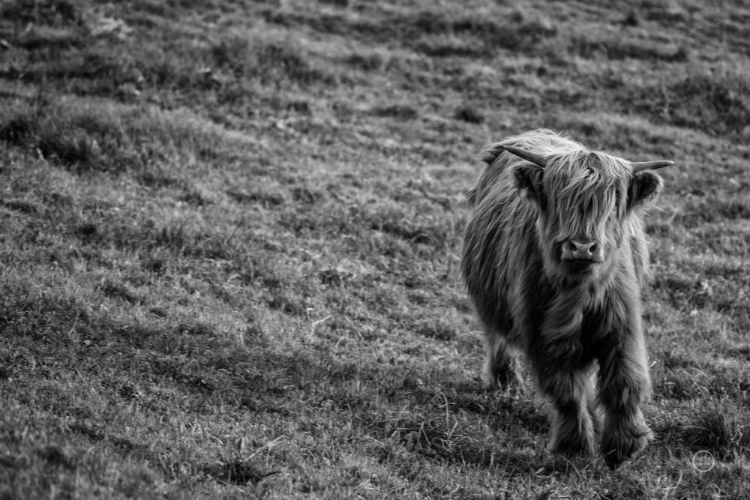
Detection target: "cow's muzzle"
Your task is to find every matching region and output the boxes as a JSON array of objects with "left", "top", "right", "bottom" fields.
[{"left": 561, "top": 239, "right": 604, "bottom": 270}]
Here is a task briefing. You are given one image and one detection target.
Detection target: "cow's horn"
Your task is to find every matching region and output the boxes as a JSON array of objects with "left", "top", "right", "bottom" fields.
[
  {"left": 503, "top": 146, "right": 547, "bottom": 169},
  {"left": 631, "top": 160, "right": 674, "bottom": 173}
]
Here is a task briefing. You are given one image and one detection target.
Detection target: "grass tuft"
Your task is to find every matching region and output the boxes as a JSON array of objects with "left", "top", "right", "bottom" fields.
[
  {"left": 631, "top": 69, "right": 750, "bottom": 134},
  {"left": 1, "top": 0, "right": 82, "bottom": 26},
  {"left": 210, "top": 36, "right": 336, "bottom": 87},
  {"left": 681, "top": 402, "right": 750, "bottom": 460},
  {"left": 0, "top": 98, "right": 139, "bottom": 173},
  {"left": 454, "top": 105, "right": 485, "bottom": 124},
  {"left": 371, "top": 104, "right": 419, "bottom": 120}
]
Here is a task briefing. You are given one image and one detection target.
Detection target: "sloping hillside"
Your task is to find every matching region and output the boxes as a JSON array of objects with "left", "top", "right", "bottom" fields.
[{"left": 1, "top": 0, "right": 749, "bottom": 498}]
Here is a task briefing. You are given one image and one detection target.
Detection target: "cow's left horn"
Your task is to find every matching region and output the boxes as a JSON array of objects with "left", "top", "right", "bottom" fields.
[
  {"left": 631, "top": 160, "right": 674, "bottom": 173},
  {"left": 503, "top": 146, "right": 547, "bottom": 169}
]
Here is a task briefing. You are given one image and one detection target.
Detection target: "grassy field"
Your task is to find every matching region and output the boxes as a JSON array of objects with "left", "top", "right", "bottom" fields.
[{"left": 1, "top": 0, "right": 749, "bottom": 498}]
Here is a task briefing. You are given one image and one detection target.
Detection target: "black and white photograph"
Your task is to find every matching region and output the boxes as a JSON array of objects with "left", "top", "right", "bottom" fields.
[{"left": 0, "top": 0, "right": 748, "bottom": 498}]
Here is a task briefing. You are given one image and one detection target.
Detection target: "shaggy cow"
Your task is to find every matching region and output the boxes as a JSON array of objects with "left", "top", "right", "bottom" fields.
[{"left": 461, "top": 129, "right": 673, "bottom": 468}]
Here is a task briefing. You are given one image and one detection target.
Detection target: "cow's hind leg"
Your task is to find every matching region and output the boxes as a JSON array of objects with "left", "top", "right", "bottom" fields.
[
  {"left": 539, "top": 369, "right": 598, "bottom": 457},
  {"left": 483, "top": 328, "right": 523, "bottom": 390}
]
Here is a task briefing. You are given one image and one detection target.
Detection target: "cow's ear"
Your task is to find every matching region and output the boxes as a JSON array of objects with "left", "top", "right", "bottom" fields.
[
  {"left": 514, "top": 164, "right": 544, "bottom": 206},
  {"left": 628, "top": 171, "right": 663, "bottom": 210}
]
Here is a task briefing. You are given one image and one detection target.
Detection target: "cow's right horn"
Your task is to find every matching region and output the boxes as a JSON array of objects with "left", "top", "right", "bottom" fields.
[
  {"left": 631, "top": 160, "right": 674, "bottom": 173},
  {"left": 503, "top": 146, "right": 547, "bottom": 169}
]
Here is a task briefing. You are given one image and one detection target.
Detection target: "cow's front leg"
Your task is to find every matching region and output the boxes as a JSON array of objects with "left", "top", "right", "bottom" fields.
[
  {"left": 597, "top": 324, "right": 653, "bottom": 469},
  {"left": 535, "top": 361, "right": 598, "bottom": 458},
  {"left": 483, "top": 327, "right": 524, "bottom": 390}
]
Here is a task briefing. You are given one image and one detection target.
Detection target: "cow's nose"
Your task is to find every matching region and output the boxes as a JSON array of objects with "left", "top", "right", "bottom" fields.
[{"left": 563, "top": 240, "right": 600, "bottom": 261}]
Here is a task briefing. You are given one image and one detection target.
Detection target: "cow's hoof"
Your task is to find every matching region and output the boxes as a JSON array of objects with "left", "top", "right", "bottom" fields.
[
  {"left": 601, "top": 424, "right": 653, "bottom": 469},
  {"left": 549, "top": 424, "right": 597, "bottom": 458},
  {"left": 549, "top": 436, "right": 597, "bottom": 459}
]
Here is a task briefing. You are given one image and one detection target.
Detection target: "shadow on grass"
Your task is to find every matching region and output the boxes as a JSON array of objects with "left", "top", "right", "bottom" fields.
[
  {"left": 6, "top": 261, "right": 748, "bottom": 497},
  {"left": 0, "top": 282, "right": 553, "bottom": 476}
]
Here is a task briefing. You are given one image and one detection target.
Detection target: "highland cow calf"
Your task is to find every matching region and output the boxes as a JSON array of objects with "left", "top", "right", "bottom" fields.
[{"left": 461, "top": 129, "right": 673, "bottom": 468}]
